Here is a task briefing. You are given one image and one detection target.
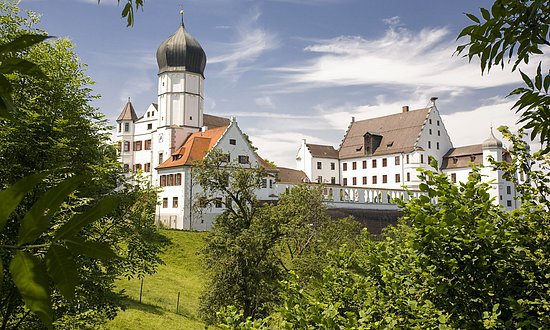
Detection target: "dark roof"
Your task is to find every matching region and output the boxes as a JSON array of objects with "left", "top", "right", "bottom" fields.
[
  {"left": 339, "top": 108, "right": 430, "bottom": 159},
  {"left": 307, "top": 144, "right": 339, "bottom": 159},
  {"left": 203, "top": 114, "right": 231, "bottom": 128},
  {"left": 156, "top": 23, "right": 206, "bottom": 77},
  {"left": 116, "top": 99, "right": 138, "bottom": 122},
  {"left": 276, "top": 167, "right": 309, "bottom": 184},
  {"left": 441, "top": 144, "right": 483, "bottom": 169}
]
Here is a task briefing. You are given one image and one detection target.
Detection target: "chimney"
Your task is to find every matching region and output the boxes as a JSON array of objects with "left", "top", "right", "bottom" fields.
[
  {"left": 351, "top": 116, "right": 355, "bottom": 122},
  {"left": 402, "top": 106, "right": 409, "bottom": 113},
  {"left": 230, "top": 116, "right": 236, "bottom": 122},
  {"left": 430, "top": 97, "right": 438, "bottom": 107}
]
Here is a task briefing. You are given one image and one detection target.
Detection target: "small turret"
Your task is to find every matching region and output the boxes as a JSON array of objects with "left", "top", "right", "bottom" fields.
[{"left": 482, "top": 128, "right": 503, "bottom": 149}]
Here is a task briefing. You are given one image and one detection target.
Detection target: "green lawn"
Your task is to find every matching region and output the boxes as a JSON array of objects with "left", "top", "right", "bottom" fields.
[{"left": 107, "top": 230, "right": 210, "bottom": 329}]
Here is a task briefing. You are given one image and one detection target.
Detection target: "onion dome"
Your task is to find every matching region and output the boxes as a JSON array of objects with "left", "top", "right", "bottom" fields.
[
  {"left": 156, "top": 20, "right": 206, "bottom": 77},
  {"left": 482, "top": 128, "right": 503, "bottom": 149}
]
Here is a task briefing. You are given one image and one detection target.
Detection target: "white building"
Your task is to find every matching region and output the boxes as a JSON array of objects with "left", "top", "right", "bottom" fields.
[
  {"left": 295, "top": 101, "right": 518, "bottom": 211},
  {"left": 117, "top": 18, "right": 519, "bottom": 231}
]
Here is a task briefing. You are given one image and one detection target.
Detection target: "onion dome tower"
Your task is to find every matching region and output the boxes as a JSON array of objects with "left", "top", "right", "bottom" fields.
[{"left": 154, "top": 14, "right": 207, "bottom": 169}]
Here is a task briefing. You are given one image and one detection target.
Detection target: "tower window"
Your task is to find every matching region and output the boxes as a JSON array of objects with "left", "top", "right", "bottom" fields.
[
  {"left": 123, "top": 141, "right": 130, "bottom": 152},
  {"left": 317, "top": 162, "right": 322, "bottom": 169},
  {"left": 438, "top": 130, "right": 441, "bottom": 136},
  {"left": 159, "top": 153, "right": 163, "bottom": 164},
  {"left": 436, "top": 142, "right": 440, "bottom": 150},
  {"left": 148, "top": 123, "right": 153, "bottom": 130},
  {"left": 189, "top": 116, "right": 193, "bottom": 120},
  {"left": 407, "top": 172, "right": 410, "bottom": 182},
  {"left": 429, "top": 129, "right": 432, "bottom": 135},
  {"left": 118, "top": 123, "right": 121, "bottom": 132},
  {"left": 331, "top": 162, "right": 335, "bottom": 170},
  {"left": 428, "top": 141, "right": 431, "bottom": 149},
  {"left": 124, "top": 122, "right": 129, "bottom": 132},
  {"left": 229, "top": 139, "right": 236, "bottom": 145}
]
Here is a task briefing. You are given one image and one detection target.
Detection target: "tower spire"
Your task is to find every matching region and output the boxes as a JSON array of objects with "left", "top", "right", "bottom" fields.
[{"left": 180, "top": 5, "right": 185, "bottom": 27}]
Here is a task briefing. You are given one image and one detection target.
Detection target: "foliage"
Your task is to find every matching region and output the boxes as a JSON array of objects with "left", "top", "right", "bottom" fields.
[
  {"left": 98, "top": 0, "right": 144, "bottom": 27},
  {"left": 195, "top": 151, "right": 359, "bottom": 325},
  {"left": 235, "top": 151, "right": 549, "bottom": 329},
  {"left": 0, "top": 2, "right": 169, "bottom": 328},
  {"left": 456, "top": 0, "right": 550, "bottom": 153}
]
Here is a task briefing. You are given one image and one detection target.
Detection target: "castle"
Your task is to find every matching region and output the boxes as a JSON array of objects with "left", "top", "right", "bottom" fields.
[{"left": 116, "top": 19, "right": 518, "bottom": 230}]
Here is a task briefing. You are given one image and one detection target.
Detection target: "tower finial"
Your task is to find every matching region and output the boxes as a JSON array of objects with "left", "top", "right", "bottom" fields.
[
  {"left": 180, "top": 4, "right": 185, "bottom": 26},
  {"left": 128, "top": 96, "right": 131, "bottom": 102}
]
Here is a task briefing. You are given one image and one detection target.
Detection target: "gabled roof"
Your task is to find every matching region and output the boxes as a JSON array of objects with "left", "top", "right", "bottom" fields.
[
  {"left": 307, "top": 144, "right": 339, "bottom": 159},
  {"left": 203, "top": 114, "right": 231, "bottom": 128},
  {"left": 117, "top": 99, "right": 138, "bottom": 122},
  {"left": 276, "top": 167, "right": 309, "bottom": 184},
  {"left": 441, "top": 144, "right": 483, "bottom": 169},
  {"left": 157, "top": 126, "right": 228, "bottom": 169},
  {"left": 339, "top": 108, "right": 430, "bottom": 159}
]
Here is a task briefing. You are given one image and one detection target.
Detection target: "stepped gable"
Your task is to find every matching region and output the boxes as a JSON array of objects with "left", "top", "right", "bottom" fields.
[
  {"left": 339, "top": 107, "right": 430, "bottom": 159},
  {"left": 441, "top": 144, "right": 483, "bottom": 169},
  {"left": 307, "top": 143, "right": 339, "bottom": 159},
  {"left": 276, "top": 167, "right": 309, "bottom": 184},
  {"left": 157, "top": 126, "right": 228, "bottom": 169}
]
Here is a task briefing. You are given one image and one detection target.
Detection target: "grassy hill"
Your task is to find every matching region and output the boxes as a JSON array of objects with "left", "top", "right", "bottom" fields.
[{"left": 107, "top": 230, "right": 209, "bottom": 329}]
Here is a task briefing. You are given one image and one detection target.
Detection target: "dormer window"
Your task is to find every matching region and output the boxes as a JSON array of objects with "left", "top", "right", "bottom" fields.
[
  {"left": 470, "top": 155, "right": 476, "bottom": 162},
  {"left": 173, "top": 154, "right": 182, "bottom": 161},
  {"left": 453, "top": 157, "right": 458, "bottom": 164}
]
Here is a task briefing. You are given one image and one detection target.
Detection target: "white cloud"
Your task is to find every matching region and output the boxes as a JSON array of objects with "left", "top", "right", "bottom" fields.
[
  {"left": 253, "top": 96, "right": 275, "bottom": 109},
  {"left": 208, "top": 7, "right": 278, "bottom": 79},
  {"left": 382, "top": 16, "right": 401, "bottom": 26},
  {"left": 274, "top": 26, "right": 546, "bottom": 92}
]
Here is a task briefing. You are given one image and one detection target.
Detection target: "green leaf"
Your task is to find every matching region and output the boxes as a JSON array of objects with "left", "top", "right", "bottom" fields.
[
  {"left": 0, "top": 57, "right": 46, "bottom": 78},
  {"left": 519, "top": 70, "right": 534, "bottom": 89},
  {"left": 465, "top": 13, "right": 480, "bottom": 24},
  {"left": 65, "top": 237, "right": 117, "bottom": 260},
  {"left": 45, "top": 244, "right": 78, "bottom": 301},
  {"left": 0, "top": 172, "right": 47, "bottom": 230},
  {"left": 480, "top": 8, "right": 491, "bottom": 21},
  {"left": 18, "top": 176, "right": 83, "bottom": 245},
  {"left": 54, "top": 196, "right": 119, "bottom": 241},
  {"left": 9, "top": 251, "right": 53, "bottom": 329},
  {"left": 0, "top": 34, "right": 51, "bottom": 56}
]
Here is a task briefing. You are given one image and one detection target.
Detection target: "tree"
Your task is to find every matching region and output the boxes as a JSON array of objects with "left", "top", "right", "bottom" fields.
[
  {"left": 0, "top": 3, "right": 169, "bottom": 328},
  {"left": 456, "top": 0, "right": 550, "bottom": 153},
  {"left": 236, "top": 153, "right": 549, "bottom": 329},
  {"left": 195, "top": 150, "right": 359, "bottom": 324}
]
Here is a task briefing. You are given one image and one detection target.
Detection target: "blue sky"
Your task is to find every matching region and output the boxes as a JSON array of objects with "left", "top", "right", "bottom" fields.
[{"left": 19, "top": 0, "right": 544, "bottom": 167}]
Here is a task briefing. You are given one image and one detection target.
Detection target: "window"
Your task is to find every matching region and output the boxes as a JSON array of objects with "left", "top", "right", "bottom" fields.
[
  {"left": 406, "top": 155, "right": 410, "bottom": 164},
  {"left": 147, "top": 112, "right": 150, "bottom": 118},
  {"left": 395, "top": 156, "right": 400, "bottom": 165},
  {"left": 372, "top": 176, "right": 377, "bottom": 184},
  {"left": 134, "top": 141, "right": 142, "bottom": 151},
  {"left": 428, "top": 141, "right": 431, "bottom": 149},
  {"left": 162, "top": 198, "right": 168, "bottom": 208},
  {"left": 362, "top": 160, "right": 367, "bottom": 169},
  {"left": 262, "top": 179, "right": 267, "bottom": 188},
  {"left": 147, "top": 123, "right": 153, "bottom": 130},
  {"left": 420, "top": 154, "right": 424, "bottom": 163},
  {"left": 317, "top": 176, "right": 323, "bottom": 184},
  {"left": 429, "top": 128, "right": 432, "bottom": 135},
  {"left": 118, "top": 123, "right": 121, "bottom": 132},
  {"left": 124, "top": 122, "right": 129, "bottom": 132},
  {"left": 438, "top": 130, "right": 441, "bottom": 136},
  {"left": 117, "top": 142, "right": 122, "bottom": 152},
  {"left": 507, "top": 186, "right": 511, "bottom": 194},
  {"left": 173, "top": 197, "right": 179, "bottom": 208},
  {"left": 372, "top": 159, "right": 377, "bottom": 168},
  {"left": 123, "top": 141, "right": 130, "bottom": 152},
  {"left": 406, "top": 172, "right": 410, "bottom": 182},
  {"left": 159, "top": 153, "right": 163, "bottom": 164},
  {"left": 123, "top": 164, "right": 129, "bottom": 173},
  {"left": 437, "top": 120, "right": 440, "bottom": 126},
  {"left": 436, "top": 142, "right": 440, "bottom": 150},
  {"left": 269, "top": 179, "right": 273, "bottom": 188},
  {"left": 352, "top": 177, "right": 357, "bottom": 185},
  {"left": 330, "top": 177, "right": 335, "bottom": 184},
  {"left": 382, "top": 175, "right": 387, "bottom": 183},
  {"left": 395, "top": 174, "right": 400, "bottom": 183},
  {"left": 238, "top": 155, "right": 249, "bottom": 164},
  {"left": 330, "top": 162, "right": 335, "bottom": 170},
  {"left": 451, "top": 173, "right": 457, "bottom": 183},
  {"left": 317, "top": 161, "right": 322, "bottom": 170},
  {"left": 507, "top": 200, "right": 512, "bottom": 207},
  {"left": 362, "top": 176, "right": 367, "bottom": 184},
  {"left": 343, "top": 163, "right": 348, "bottom": 171},
  {"left": 429, "top": 119, "right": 432, "bottom": 124},
  {"left": 343, "top": 178, "right": 348, "bottom": 185},
  {"left": 152, "top": 111, "right": 155, "bottom": 116},
  {"left": 352, "top": 162, "right": 357, "bottom": 170},
  {"left": 167, "top": 174, "right": 174, "bottom": 186},
  {"left": 382, "top": 158, "right": 387, "bottom": 167},
  {"left": 145, "top": 163, "right": 151, "bottom": 172},
  {"left": 134, "top": 164, "right": 142, "bottom": 171},
  {"left": 215, "top": 198, "right": 223, "bottom": 208},
  {"left": 175, "top": 173, "right": 182, "bottom": 185},
  {"left": 160, "top": 175, "right": 166, "bottom": 187},
  {"left": 229, "top": 139, "right": 236, "bottom": 145},
  {"left": 145, "top": 139, "right": 152, "bottom": 150}
]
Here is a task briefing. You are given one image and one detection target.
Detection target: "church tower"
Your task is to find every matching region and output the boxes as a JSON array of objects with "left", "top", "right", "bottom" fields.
[
  {"left": 116, "top": 97, "right": 138, "bottom": 173},
  {"left": 154, "top": 17, "right": 207, "bottom": 170}
]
